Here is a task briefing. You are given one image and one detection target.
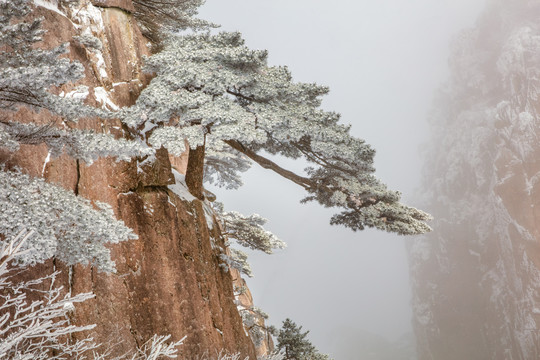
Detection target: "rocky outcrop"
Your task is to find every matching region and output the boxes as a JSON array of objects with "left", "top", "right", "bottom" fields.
[
  {"left": 408, "top": 1, "right": 540, "bottom": 359},
  {"left": 5, "top": 1, "right": 258, "bottom": 358},
  {"left": 231, "top": 269, "right": 275, "bottom": 357}
]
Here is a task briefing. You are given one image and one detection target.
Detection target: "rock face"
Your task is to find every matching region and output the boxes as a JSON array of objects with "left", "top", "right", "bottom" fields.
[
  {"left": 408, "top": 1, "right": 540, "bottom": 359},
  {"left": 232, "top": 269, "right": 275, "bottom": 357},
  {"left": 5, "top": 1, "right": 258, "bottom": 358}
]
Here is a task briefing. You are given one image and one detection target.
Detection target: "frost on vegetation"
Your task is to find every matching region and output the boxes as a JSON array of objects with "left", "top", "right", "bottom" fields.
[
  {"left": 127, "top": 334, "right": 185, "bottom": 360},
  {"left": 237, "top": 305, "right": 272, "bottom": 348},
  {"left": 257, "top": 354, "right": 285, "bottom": 360},
  {"left": 0, "top": 230, "right": 99, "bottom": 360},
  {"left": 275, "top": 318, "right": 332, "bottom": 360},
  {"left": 149, "top": 125, "right": 205, "bottom": 154},
  {"left": 219, "top": 249, "right": 252, "bottom": 277},
  {"left": 215, "top": 202, "right": 285, "bottom": 255},
  {"left": 0, "top": 121, "right": 153, "bottom": 164},
  {"left": 0, "top": 0, "right": 106, "bottom": 120},
  {"left": 214, "top": 202, "right": 284, "bottom": 277},
  {"left": 0, "top": 0, "right": 151, "bottom": 274},
  {"left": 197, "top": 352, "right": 255, "bottom": 360},
  {"left": 122, "top": 31, "right": 430, "bottom": 235},
  {"left": 73, "top": 34, "right": 102, "bottom": 50},
  {"left": 204, "top": 142, "right": 251, "bottom": 190},
  {"left": 0, "top": 231, "right": 186, "bottom": 360},
  {"left": 0, "top": 169, "right": 137, "bottom": 272},
  {"left": 131, "top": 0, "right": 214, "bottom": 44},
  {"left": 0, "top": 0, "right": 140, "bottom": 169}
]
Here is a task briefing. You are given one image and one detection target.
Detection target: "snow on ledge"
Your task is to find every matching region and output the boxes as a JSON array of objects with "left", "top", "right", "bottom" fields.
[
  {"left": 168, "top": 169, "right": 197, "bottom": 202},
  {"left": 33, "top": 0, "right": 68, "bottom": 18},
  {"left": 60, "top": 86, "right": 90, "bottom": 100},
  {"left": 202, "top": 200, "right": 215, "bottom": 230},
  {"left": 94, "top": 87, "right": 119, "bottom": 110},
  {"left": 168, "top": 170, "right": 216, "bottom": 230}
]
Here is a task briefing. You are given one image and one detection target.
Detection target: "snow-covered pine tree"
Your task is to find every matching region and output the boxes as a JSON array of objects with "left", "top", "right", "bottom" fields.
[
  {"left": 0, "top": 230, "right": 186, "bottom": 359},
  {"left": 214, "top": 201, "right": 285, "bottom": 277},
  {"left": 131, "top": 0, "right": 213, "bottom": 45},
  {"left": 0, "top": 230, "right": 100, "bottom": 359},
  {"left": 238, "top": 305, "right": 272, "bottom": 348},
  {"left": 275, "top": 319, "right": 331, "bottom": 360},
  {"left": 121, "top": 31, "right": 431, "bottom": 236},
  {"left": 1, "top": 0, "right": 97, "bottom": 118},
  {"left": 0, "top": 0, "right": 151, "bottom": 271},
  {"left": 215, "top": 202, "right": 286, "bottom": 254}
]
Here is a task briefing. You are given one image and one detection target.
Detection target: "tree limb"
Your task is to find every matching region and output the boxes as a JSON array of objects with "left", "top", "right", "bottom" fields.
[{"left": 224, "top": 139, "right": 314, "bottom": 191}]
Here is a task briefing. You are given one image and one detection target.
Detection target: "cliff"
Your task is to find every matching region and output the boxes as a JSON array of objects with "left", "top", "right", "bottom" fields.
[
  {"left": 2, "top": 0, "right": 264, "bottom": 357},
  {"left": 408, "top": 0, "right": 540, "bottom": 358}
]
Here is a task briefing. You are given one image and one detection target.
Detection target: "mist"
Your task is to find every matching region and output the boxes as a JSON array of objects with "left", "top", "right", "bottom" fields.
[{"left": 199, "top": 1, "right": 485, "bottom": 358}]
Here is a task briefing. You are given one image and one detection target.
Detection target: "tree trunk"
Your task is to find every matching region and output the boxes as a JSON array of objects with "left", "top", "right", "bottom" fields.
[{"left": 185, "top": 144, "right": 205, "bottom": 200}]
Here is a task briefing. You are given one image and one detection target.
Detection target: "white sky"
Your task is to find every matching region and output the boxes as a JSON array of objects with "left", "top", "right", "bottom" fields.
[{"left": 199, "top": 1, "right": 486, "bottom": 358}]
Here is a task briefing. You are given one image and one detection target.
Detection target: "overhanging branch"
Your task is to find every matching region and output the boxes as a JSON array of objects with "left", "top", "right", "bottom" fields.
[{"left": 223, "top": 139, "right": 314, "bottom": 191}]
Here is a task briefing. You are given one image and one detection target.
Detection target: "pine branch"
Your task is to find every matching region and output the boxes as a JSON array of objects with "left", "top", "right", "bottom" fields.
[{"left": 224, "top": 139, "right": 313, "bottom": 190}]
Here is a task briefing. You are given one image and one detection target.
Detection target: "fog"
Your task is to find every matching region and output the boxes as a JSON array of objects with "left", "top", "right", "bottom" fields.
[{"left": 199, "top": 1, "right": 485, "bottom": 358}]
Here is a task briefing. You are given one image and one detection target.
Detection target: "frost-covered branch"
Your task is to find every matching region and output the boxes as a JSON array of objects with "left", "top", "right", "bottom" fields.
[
  {"left": 0, "top": 0, "right": 147, "bottom": 162},
  {"left": 0, "top": 0, "right": 106, "bottom": 120},
  {"left": 219, "top": 249, "right": 252, "bottom": 277},
  {"left": 0, "top": 169, "right": 137, "bottom": 272},
  {"left": 0, "top": 121, "right": 153, "bottom": 164},
  {"left": 204, "top": 142, "right": 252, "bottom": 190},
  {"left": 237, "top": 306, "right": 272, "bottom": 348},
  {"left": 275, "top": 319, "right": 333, "bottom": 360},
  {"left": 132, "top": 0, "right": 214, "bottom": 45},
  {"left": 132, "top": 334, "right": 185, "bottom": 360},
  {"left": 123, "top": 31, "right": 431, "bottom": 235},
  {"left": 215, "top": 202, "right": 285, "bottom": 254},
  {"left": 0, "top": 230, "right": 99, "bottom": 360},
  {"left": 224, "top": 140, "right": 312, "bottom": 190},
  {"left": 226, "top": 139, "right": 431, "bottom": 235},
  {"left": 0, "top": 231, "right": 185, "bottom": 360},
  {"left": 215, "top": 202, "right": 284, "bottom": 278}
]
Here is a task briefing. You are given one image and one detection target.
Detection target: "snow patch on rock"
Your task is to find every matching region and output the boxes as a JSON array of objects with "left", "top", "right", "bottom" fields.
[
  {"left": 94, "top": 87, "right": 119, "bottom": 110},
  {"left": 168, "top": 169, "right": 197, "bottom": 202}
]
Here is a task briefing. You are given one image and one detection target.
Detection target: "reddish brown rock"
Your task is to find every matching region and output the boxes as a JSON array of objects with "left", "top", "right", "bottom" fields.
[
  {"left": 92, "top": 0, "right": 136, "bottom": 13},
  {"left": 3, "top": 1, "right": 258, "bottom": 358},
  {"left": 233, "top": 271, "right": 275, "bottom": 357}
]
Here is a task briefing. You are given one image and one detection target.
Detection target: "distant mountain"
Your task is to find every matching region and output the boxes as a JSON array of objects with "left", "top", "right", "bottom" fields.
[{"left": 408, "top": 0, "right": 540, "bottom": 358}]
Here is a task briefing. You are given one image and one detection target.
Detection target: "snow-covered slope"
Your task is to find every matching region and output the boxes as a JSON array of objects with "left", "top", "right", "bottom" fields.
[{"left": 408, "top": 1, "right": 540, "bottom": 359}]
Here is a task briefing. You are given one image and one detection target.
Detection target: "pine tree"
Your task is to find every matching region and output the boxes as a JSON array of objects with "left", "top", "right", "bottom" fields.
[
  {"left": 1, "top": 0, "right": 430, "bottom": 356},
  {"left": 215, "top": 202, "right": 286, "bottom": 254},
  {"left": 121, "top": 31, "right": 431, "bottom": 235},
  {"left": 131, "top": 0, "right": 213, "bottom": 45},
  {"left": 0, "top": 230, "right": 186, "bottom": 359},
  {"left": 276, "top": 318, "right": 331, "bottom": 360},
  {"left": 0, "top": 0, "right": 150, "bottom": 271},
  {"left": 214, "top": 201, "right": 286, "bottom": 277}
]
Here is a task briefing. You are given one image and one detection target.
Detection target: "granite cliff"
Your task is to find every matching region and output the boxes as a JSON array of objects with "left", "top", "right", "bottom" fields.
[
  {"left": 408, "top": 0, "right": 540, "bottom": 358},
  {"left": 2, "top": 0, "right": 268, "bottom": 357}
]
